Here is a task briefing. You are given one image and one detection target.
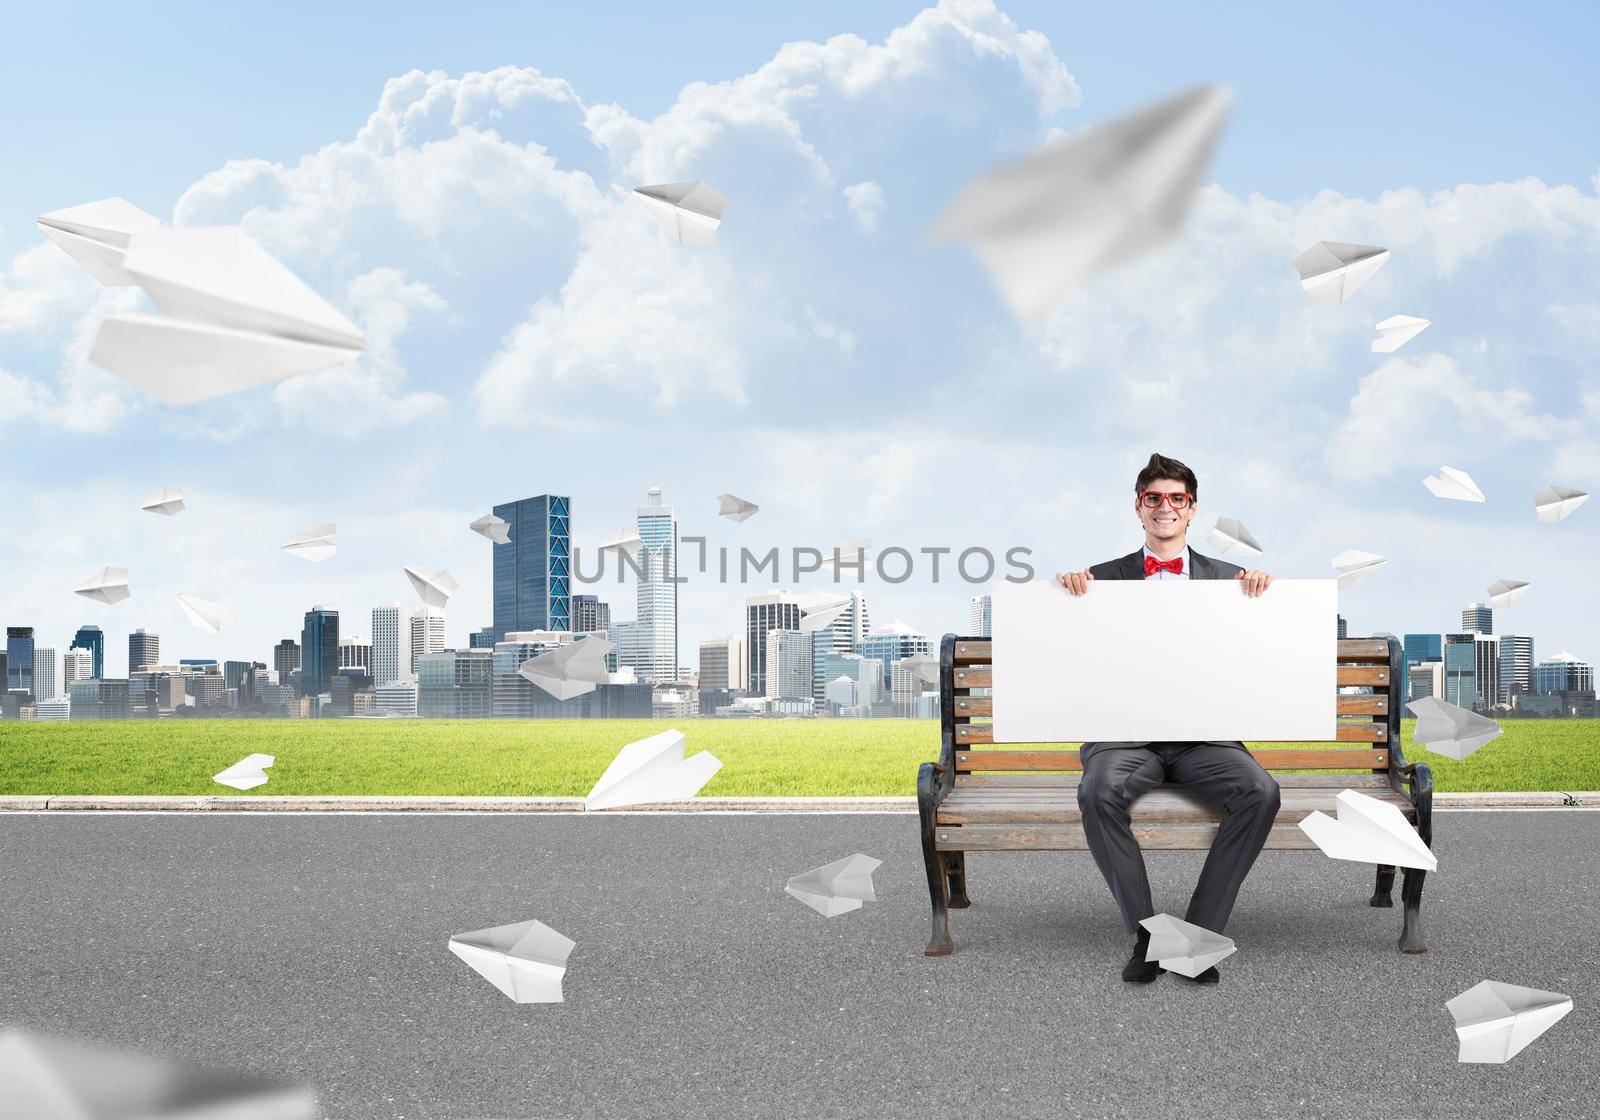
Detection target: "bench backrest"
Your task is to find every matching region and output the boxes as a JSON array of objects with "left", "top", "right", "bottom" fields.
[{"left": 941, "top": 634, "right": 1401, "bottom": 776}]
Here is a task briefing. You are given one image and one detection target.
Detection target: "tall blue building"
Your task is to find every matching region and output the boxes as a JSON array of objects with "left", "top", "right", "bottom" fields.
[
  {"left": 492, "top": 495, "right": 571, "bottom": 640},
  {"left": 5, "top": 627, "right": 34, "bottom": 697},
  {"left": 1442, "top": 634, "right": 1478, "bottom": 710},
  {"left": 1401, "top": 633, "right": 1443, "bottom": 704},
  {"left": 301, "top": 606, "right": 340, "bottom": 698},
  {"left": 71, "top": 625, "right": 104, "bottom": 679}
]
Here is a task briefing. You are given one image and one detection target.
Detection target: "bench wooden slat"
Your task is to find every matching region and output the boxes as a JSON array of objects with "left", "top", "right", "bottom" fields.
[
  {"left": 937, "top": 792, "right": 1415, "bottom": 826},
  {"left": 953, "top": 772, "right": 1395, "bottom": 789},
  {"left": 934, "top": 823, "right": 1323, "bottom": 851},
  {"left": 951, "top": 636, "right": 1390, "bottom": 664},
  {"left": 952, "top": 666, "right": 1389, "bottom": 689},
  {"left": 954, "top": 748, "right": 1388, "bottom": 771},
  {"left": 953, "top": 694, "right": 1390, "bottom": 718},
  {"left": 952, "top": 723, "right": 1386, "bottom": 746}
]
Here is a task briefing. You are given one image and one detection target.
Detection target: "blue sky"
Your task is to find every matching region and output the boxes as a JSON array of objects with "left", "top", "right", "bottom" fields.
[{"left": 3, "top": 0, "right": 1598, "bottom": 677}]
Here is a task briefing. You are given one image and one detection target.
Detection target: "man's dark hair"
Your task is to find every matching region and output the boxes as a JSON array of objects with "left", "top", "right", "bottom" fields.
[{"left": 1134, "top": 452, "right": 1199, "bottom": 500}]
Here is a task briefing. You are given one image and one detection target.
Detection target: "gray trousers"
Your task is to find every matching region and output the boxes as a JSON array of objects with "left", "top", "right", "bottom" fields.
[{"left": 1077, "top": 743, "right": 1281, "bottom": 935}]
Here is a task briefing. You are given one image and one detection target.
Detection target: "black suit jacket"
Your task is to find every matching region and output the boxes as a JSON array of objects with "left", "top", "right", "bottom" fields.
[{"left": 1079, "top": 546, "right": 1248, "bottom": 763}]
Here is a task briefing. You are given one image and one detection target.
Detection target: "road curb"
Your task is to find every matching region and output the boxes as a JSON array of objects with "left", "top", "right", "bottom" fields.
[{"left": 0, "top": 793, "right": 1594, "bottom": 813}]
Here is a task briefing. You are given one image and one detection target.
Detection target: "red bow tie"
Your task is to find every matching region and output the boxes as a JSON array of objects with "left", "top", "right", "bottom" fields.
[{"left": 1144, "top": 554, "right": 1184, "bottom": 576}]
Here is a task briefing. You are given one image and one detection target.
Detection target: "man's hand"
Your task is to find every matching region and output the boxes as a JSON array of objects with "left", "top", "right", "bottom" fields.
[
  {"left": 1235, "top": 570, "right": 1273, "bottom": 598},
  {"left": 1055, "top": 570, "right": 1094, "bottom": 596}
]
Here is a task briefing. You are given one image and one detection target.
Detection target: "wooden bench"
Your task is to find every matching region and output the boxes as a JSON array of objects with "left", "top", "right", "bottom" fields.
[{"left": 916, "top": 634, "right": 1433, "bottom": 957}]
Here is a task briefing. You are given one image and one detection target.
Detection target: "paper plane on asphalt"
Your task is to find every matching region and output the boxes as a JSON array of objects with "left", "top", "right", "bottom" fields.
[
  {"left": 140, "top": 487, "right": 185, "bottom": 516},
  {"left": 1534, "top": 485, "right": 1588, "bottom": 523},
  {"left": 448, "top": 918, "right": 576, "bottom": 1004},
  {"left": 73, "top": 566, "right": 131, "bottom": 605},
  {"left": 213, "top": 753, "right": 274, "bottom": 791},
  {"left": 718, "top": 493, "right": 759, "bottom": 522},
  {"left": 930, "top": 83, "right": 1231, "bottom": 327},
  {"left": 1423, "top": 466, "right": 1486, "bottom": 503},
  {"left": 1139, "top": 913, "right": 1237, "bottom": 977},
  {"left": 1487, "top": 579, "right": 1530, "bottom": 609},
  {"left": 1207, "top": 516, "right": 1262, "bottom": 556},
  {"left": 1408, "top": 697, "right": 1502, "bottom": 761},
  {"left": 1371, "top": 314, "right": 1430, "bottom": 353},
  {"left": 404, "top": 566, "right": 458, "bottom": 609},
  {"left": 1332, "top": 549, "right": 1386, "bottom": 589},
  {"left": 281, "top": 521, "right": 336, "bottom": 562},
  {"left": 35, "top": 197, "right": 161, "bottom": 285},
  {"left": 469, "top": 513, "right": 510, "bottom": 544},
  {"left": 176, "top": 594, "right": 228, "bottom": 635},
  {"left": 633, "top": 181, "right": 729, "bottom": 246},
  {"left": 1293, "top": 241, "right": 1389, "bottom": 305},
  {"left": 1297, "top": 788, "right": 1436, "bottom": 870},
  {"left": 519, "top": 638, "right": 614, "bottom": 700},
  {"left": 785, "top": 853, "right": 883, "bottom": 917},
  {"left": 1447, "top": 980, "right": 1572, "bottom": 1064},
  {"left": 584, "top": 729, "right": 721, "bottom": 811},
  {"left": 84, "top": 226, "right": 365, "bottom": 406},
  {"left": 820, "top": 538, "right": 872, "bottom": 573}
]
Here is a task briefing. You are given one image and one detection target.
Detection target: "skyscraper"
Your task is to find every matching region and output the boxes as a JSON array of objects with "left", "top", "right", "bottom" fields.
[
  {"left": 807, "top": 590, "right": 869, "bottom": 708},
  {"left": 1461, "top": 602, "right": 1493, "bottom": 635},
  {"left": 969, "top": 595, "right": 992, "bottom": 638},
  {"left": 5, "top": 627, "right": 34, "bottom": 697},
  {"left": 745, "top": 590, "right": 803, "bottom": 695},
  {"left": 636, "top": 486, "right": 677, "bottom": 681},
  {"left": 1498, "top": 635, "right": 1534, "bottom": 704},
  {"left": 409, "top": 610, "right": 446, "bottom": 675},
  {"left": 572, "top": 594, "right": 611, "bottom": 634},
  {"left": 1473, "top": 633, "right": 1499, "bottom": 710},
  {"left": 764, "top": 629, "right": 812, "bottom": 701},
  {"left": 339, "top": 636, "right": 373, "bottom": 673},
  {"left": 492, "top": 494, "right": 571, "bottom": 640},
  {"left": 71, "top": 625, "right": 104, "bottom": 679},
  {"left": 699, "top": 636, "right": 747, "bottom": 692},
  {"left": 274, "top": 639, "right": 300, "bottom": 683},
  {"left": 857, "top": 620, "right": 932, "bottom": 690},
  {"left": 32, "top": 647, "right": 58, "bottom": 702},
  {"left": 1336, "top": 615, "right": 1348, "bottom": 640},
  {"left": 1401, "top": 633, "right": 1443, "bottom": 703},
  {"left": 301, "top": 606, "right": 339, "bottom": 698},
  {"left": 372, "top": 604, "right": 402, "bottom": 687},
  {"left": 63, "top": 648, "right": 94, "bottom": 687},
  {"left": 1442, "top": 634, "right": 1477, "bottom": 710},
  {"left": 128, "top": 629, "right": 160, "bottom": 673}
]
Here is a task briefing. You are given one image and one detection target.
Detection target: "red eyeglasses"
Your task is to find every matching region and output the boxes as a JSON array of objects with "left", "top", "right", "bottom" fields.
[{"left": 1138, "top": 491, "right": 1195, "bottom": 509}]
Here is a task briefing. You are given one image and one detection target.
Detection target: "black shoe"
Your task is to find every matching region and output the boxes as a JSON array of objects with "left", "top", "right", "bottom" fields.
[
  {"left": 1172, "top": 965, "right": 1220, "bottom": 985},
  {"left": 1122, "top": 930, "right": 1160, "bottom": 984}
]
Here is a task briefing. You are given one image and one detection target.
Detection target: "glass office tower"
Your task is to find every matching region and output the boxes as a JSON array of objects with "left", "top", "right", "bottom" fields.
[
  {"left": 5, "top": 627, "right": 34, "bottom": 697},
  {"left": 492, "top": 495, "right": 571, "bottom": 640},
  {"left": 301, "top": 606, "right": 340, "bottom": 698},
  {"left": 71, "top": 625, "right": 104, "bottom": 679}
]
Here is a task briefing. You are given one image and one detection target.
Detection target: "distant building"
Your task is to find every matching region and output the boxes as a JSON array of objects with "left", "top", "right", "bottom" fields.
[
  {"left": 1498, "top": 635, "right": 1534, "bottom": 705},
  {"left": 128, "top": 629, "right": 160, "bottom": 673},
  {"left": 70, "top": 625, "right": 104, "bottom": 680},
  {"left": 468, "top": 626, "right": 498, "bottom": 650},
  {"left": 409, "top": 610, "right": 446, "bottom": 676},
  {"left": 635, "top": 486, "right": 679, "bottom": 682},
  {"left": 31, "top": 646, "right": 58, "bottom": 702},
  {"left": 68, "top": 678, "right": 129, "bottom": 720},
  {"left": 33, "top": 696, "right": 70, "bottom": 721},
  {"left": 372, "top": 604, "right": 403, "bottom": 687},
  {"left": 572, "top": 594, "right": 611, "bottom": 635},
  {"left": 418, "top": 649, "right": 494, "bottom": 717},
  {"left": 970, "top": 595, "right": 992, "bottom": 638},
  {"left": 339, "top": 636, "right": 373, "bottom": 674},
  {"left": 1473, "top": 634, "right": 1499, "bottom": 711},
  {"left": 856, "top": 620, "right": 932, "bottom": 690},
  {"left": 1336, "top": 614, "right": 1347, "bottom": 640},
  {"left": 491, "top": 631, "right": 571, "bottom": 717},
  {"left": 653, "top": 687, "right": 697, "bottom": 719},
  {"left": 746, "top": 591, "right": 803, "bottom": 695},
  {"left": 301, "top": 606, "right": 339, "bottom": 698},
  {"left": 1442, "top": 634, "right": 1477, "bottom": 711},
  {"left": 223, "top": 660, "right": 256, "bottom": 690},
  {"left": 1461, "top": 602, "right": 1493, "bottom": 635},
  {"left": 1401, "top": 634, "right": 1443, "bottom": 703},
  {"left": 824, "top": 675, "right": 859, "bottom": 710},
  {"left": 1408, "top": 662, "right": 1443, "bottom": 704},
  {"left": 612, "top": 619, "right": 652, "bottom": 678},
  {"left": 763, "top": 629, "right": 812, "bottom": 702},
  {"left": 6, "top": 627, "right": 34, "bottom": 698},
  {"left": 374, "top": 681, "right": 419, "bottom": 717},
  {"left": 1535, "top": 653, "right": 1594, "bottom": 694},
  {"left": 274, "top": 639, "right": 300, "bottom": 683},
  {"left": 492, "top": 494, "right": 572, "bottom": 640},
  {"left": 807, "top": 590, "right": 870, "bottom": 709},
  {"left": 699, "top": 636, "right": 747, "bottom": 693},
  {"left": 63, "top": 648, "right": 94, "bottom": 687}
]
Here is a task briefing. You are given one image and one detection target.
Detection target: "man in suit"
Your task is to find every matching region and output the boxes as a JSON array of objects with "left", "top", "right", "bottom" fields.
[{"left": 1055, "top": 452, "right": 1279, "bottom": 985}]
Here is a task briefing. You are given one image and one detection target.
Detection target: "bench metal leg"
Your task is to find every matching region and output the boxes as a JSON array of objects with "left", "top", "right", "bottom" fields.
[
  {"left": 1369, "top": 864, "right": 1396, "bottom": 908},
  {"left": 918, "top": 762, "right": 954, "bottom": 956},
  {"left": 947, "top": 853, "right": 971, "bottom": 909},
  {"left": 1399, "top": 867, "right": 1428, "bottom": 954}
]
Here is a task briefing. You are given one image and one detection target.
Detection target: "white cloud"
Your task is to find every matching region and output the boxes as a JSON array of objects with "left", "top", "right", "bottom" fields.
[
  {"left": 805, "top": 306, "right": 857, "bottom": 354},
  {"left": 842, "top": 180, "right": 886, "bottom": 234}
]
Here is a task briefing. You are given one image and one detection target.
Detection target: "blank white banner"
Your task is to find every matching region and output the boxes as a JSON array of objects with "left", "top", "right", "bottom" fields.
[{"left": 990, "top": 579, "right": 1338, "bottom": 743}]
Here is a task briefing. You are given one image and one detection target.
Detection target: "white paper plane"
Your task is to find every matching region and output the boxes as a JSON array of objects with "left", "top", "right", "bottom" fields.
[
  {"left": 73, "top": 566, "right": 131, "bottom": 605},
  {"left": 1370, "top": 314, "right": 1430, "bottom": 353},
  {"left": 176, "top": 594, "right": 229, "bottom": 635},
  {"left": 1293, "top": 241, "right": 1389, "bottom": 305},
  {"left": 448, "top": 919, "right": 576, "bottom": 1004},
  {"left": 85, "top": 226, "right": 365, "bottom": 406},
  {"left": 1207, "top": 516, "right": 1263, "bottom": 556},
  {"left": 931, "top": 84, "right": 1230, "bottom": 326},
  {"left": 1298, "top": 788, "right": 1436, "bottom": 870},
  {"left": 405, "top": 566, "right": 458, "bottom": 609},
  {"left": 1408, "top": 697, "right": 1502, "bottom": 761},
  {"left": 785, "top": 853, "right": 883, "bottom": 917},
  {"left": 900, "top": 653, "right": 940, "bottom": 686},
  {"left": 1139, "top": 913, "right": 1237, "bottom": 977},
  {"left": 633, "top": 181, "right": 729, "bottom": 246},
  {"left": 1446, "top": 980, "right": 1573, "bottom": 1064},
  {"left": 1423, "top": 465, "right": 1486, "bottom": 503},
  {"left": 1331, "top": 549, "right": 1386, "bottom": 589},
  {"left": 519, "top": 638, "right": 614, "bottom": 701},
  {"left": 718, "top": 493, "right": 759, "bottom": 522},
  {"left": 139, "top": 486, "right": 185, "bottom": 516},
  {"left": 470, "top": 513, "right": 511, "bottom": 544},
  {"left": 584, "top": 729, "right": 722, "bottom": 811},
  {"left": 1487, "top": 578, "right": 1530, "bottom": 609},
  {"left": 600, "top": 524, "right": 644, "bottom": 565},
  {"left": 1534, "top": 485, "right": 1588, "bottom": 524},
  {"left": 820, "top": 537, "right": 873, "bottom": 573},
  {"left": 798, "top": 592, "right": 853, "bottom": 633},
  {"left": 281, "top": 521, "right": 336, "bottom": 562},
  {"left": 213, "top": 753, "right": 274, "bottom": 791},
  {"left": 35, "top": 197, "right": 161, "bottom": 285}
]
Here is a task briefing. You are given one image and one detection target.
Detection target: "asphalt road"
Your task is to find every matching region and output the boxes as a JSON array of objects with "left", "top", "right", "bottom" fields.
[{"left": 1, "top": 811, "right": 1595, "bottom": 1120}]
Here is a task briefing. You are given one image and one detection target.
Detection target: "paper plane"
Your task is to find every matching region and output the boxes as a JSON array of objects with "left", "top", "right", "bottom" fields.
[
  {"left": 1207, "top": 516, "right": 1263, "bottom": 557},
  {"left": 798, "top": 592, "right": 853, "bottom": 633},
  {"left": 1331, "top": 549, "right": 1386, "bottom": 589},
  {"left": 600, "top": 524, "right": 644, "bottom": 565},
  {"left": 281, "top": 521, "right": 336, "bottom": 562},
  {"left": 140, "top": 486, "right": 185, "bottom": 516},
  {"left": 1487, "top": 578, "right": 1530, "bottom": 609},
  {"left": 519, "top": 638, "right": 614, "bottom": 700},
  {"left": 820, "top": 537, "right": 873, "bottom": 572},
  {"left": 1293, "top": 241, "right": 1389, "bottom": 305},
  {"left": 718, "top": 493, "right": 759, "bottom": 522},
  {"left": 35, "top": 197, "right": 161, "bottom": 285},
  {"left": 1408, "top": 696, "right": 1502, "bottom": 761},
  {"left": 1446, "top": 980, "right": 1573, "bottom": 1064},
  {"left": 1298, "top": 788, "right": 1436, "bottom": 870},
  {"left": 1423, "top": 465, "right": 1486, "bottom": 503},
  {"left": 176, "top": 594, "right": 228, "bottom": 635},
  {"left": 213, "top": 753, "right": 274, "bottom": 791},
  {"left": 84, "top": 226, "right": 365, "bottom": 406},
  {"left": 470, "top": 513, "right": 510, "bottom": 544},
  {"left": 785, "top": 853, "right": 883, "bottom": 917},
  {"left": 584, "top": 729, "right": 722, "bottom": 810},
  {"left": 1534, "top": 484, "right": 1588, "bottom": 523},
  {"left": 900, "top": 653, "right": 940, "bottom": 686},
  {"left": 633, "top": 181, "right": 729, "bottom": 246},
  {"left": 931, "top": 84, "right": 1231, "bottom": 326},
  {"left": 73, "top": 566, "right": 131, "bottom": 605},
  {"left": 1139, "top": 913, "right": 1237, "bottom": 977},
  {"left": 1370, "top": 314, "right": 1430, "bottom": 353},
  {"left": 448, "top": 919, "right": 576, "bottom": 1004},
  {"left": 405, "top": 565, "right": 458, "bottom": 609}
]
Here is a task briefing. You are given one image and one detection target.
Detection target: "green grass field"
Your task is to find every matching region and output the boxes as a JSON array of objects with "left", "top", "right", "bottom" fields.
[{"left": 1, "top": 718, "right": 1597, "bottom": 796}]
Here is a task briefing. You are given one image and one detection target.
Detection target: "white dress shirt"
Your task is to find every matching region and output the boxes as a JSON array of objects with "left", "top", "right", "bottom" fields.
[{"left": 1142, "top": 544, "right": 1191, "bottom": 580}]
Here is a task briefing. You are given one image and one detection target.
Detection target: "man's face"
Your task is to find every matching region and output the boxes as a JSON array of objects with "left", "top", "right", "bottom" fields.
[{"left": 1135, "top": 477, "right": 1195, "bottom": 542}]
